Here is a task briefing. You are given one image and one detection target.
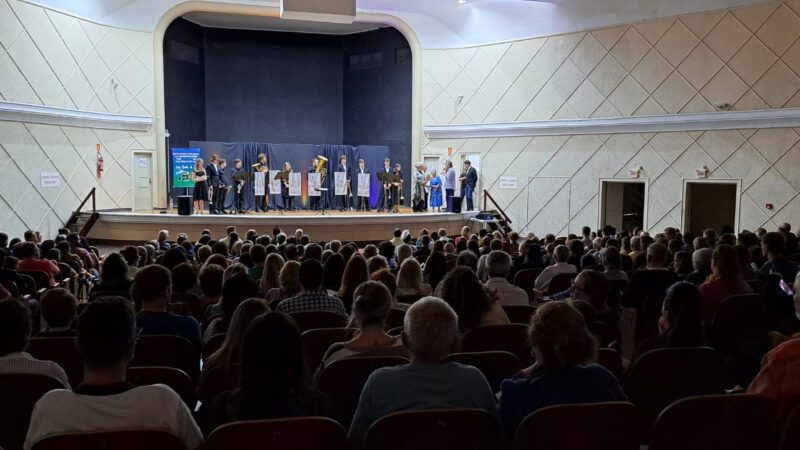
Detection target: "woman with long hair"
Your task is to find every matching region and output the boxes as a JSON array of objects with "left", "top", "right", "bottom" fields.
[
  {"left": 91, "top": 252, "right": 133, "bottom": 297},
  {"left": 207, "top": 312, "right": 333, "bottom": 429},
  {"left": 338, "top": 254, "right": 369, "bottom": 313},
  {"left": 260, "top": 253, "right": 284, "bottom": 296},
  {"left": 190, "top": 158, "right": 208, "bottom": 214},
  {"left": 633, "top": 282, "right": 706, "bottom": 361},
  {"left": 323, "top": 253, "right": 345, "bottom": 292},
  {"left": 422, "top": 252, "right": 448, "bottom": 291},
  {"left": 396, "top": 258, "right": 432, "bottom": 297},
  {"left": 435, "top": 266, "right": 508, "bottom": 333},
  {"left": 266, "top": 260, "right": 301, "bottom": 307},
  {"left": 698, "top": 244, "right": 753, "bottom": 321}
]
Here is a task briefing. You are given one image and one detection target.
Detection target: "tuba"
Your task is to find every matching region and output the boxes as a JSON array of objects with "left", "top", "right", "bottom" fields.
[{"left": 315, "top": 155, "right": 328, "bottom": 184}]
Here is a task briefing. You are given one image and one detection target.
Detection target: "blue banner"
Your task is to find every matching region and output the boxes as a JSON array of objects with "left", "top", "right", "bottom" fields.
[{"left": 171, "top": 147, "right": 201, "bottom": 189}]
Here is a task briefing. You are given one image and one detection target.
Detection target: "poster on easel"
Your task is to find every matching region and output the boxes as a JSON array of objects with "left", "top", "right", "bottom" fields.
[
  {"left": 308, "top": 173, "right": 321, "bottom": 197},
  {"left": 334, "top": 172, "right": 346, "bottom": 196},
  {"left": 254, "top": 172, "right": 265, "bottom": 196},
  {"left": 289, "top": 173, "right": 301, "bottom": 196},
  {"left": 269, "top": 170, "right": 281, "bottom": 194},
  {"left": 357, "top": 173, "right": 370, "bottom": 197}
]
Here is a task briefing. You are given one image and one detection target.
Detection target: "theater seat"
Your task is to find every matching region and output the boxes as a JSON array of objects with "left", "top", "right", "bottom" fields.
[
  {"left": 513, "top": 402, "right": 640, "bottom": 450},
  {"left": 289, "top": 311, "right": 347, "bottom": 332},
  {"left": 318, "top": 356, "right": 409, "bottom": 425},
  {"left": 27, "top": 337, "right": 83, "bottom": 387},
  {"left": 204, "top": 417, "right": 348, "bottom": 450},
  {"left": 363, "top": 408, "right": 500, "bottom": 450},
  {"left": 301, "top": 327, "right": 356, "bottom": 371},
  {"left": 501, "top": 304, "right": 537, "bottom": 325},
  {"left": 547, "top": 272, "right": 578, "bottom": 295},
  {"left": 649, "top": 394, "right": 775, "bottom": 450},
  {"left": 131, "top": 335, "right": 200, "bottom": 381},
  {"left": 448, "top": 351, "right": 521, "bottom": 393},
  {"left": 461, "top": 324, "right": 533, "bottom": 367},
  {"left": 30, "top": 429, "right": 186, "bottom": 450},
  {"left": 0, "top": 373, "right": 64, "bottom": 450},
  {"left": 126, "top": 366, "right": 195, "bottom": 408}
]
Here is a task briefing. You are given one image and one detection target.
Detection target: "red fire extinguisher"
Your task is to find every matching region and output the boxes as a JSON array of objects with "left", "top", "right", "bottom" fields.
[{"left": 96, "top": 143, "right": 104, "bottom": 179}]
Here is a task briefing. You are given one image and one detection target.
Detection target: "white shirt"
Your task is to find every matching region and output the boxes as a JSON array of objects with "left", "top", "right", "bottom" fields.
[
  {"left": 534, "top": 262, "right": 578, "bottom": 291},
  {"left": 25, "top": 384, "right": 203, "bottom": 450},
  {"left": 485, "top": 277, "right": 529, "bottom": 306},
  {"left": 0, "top": 352, "right": 69, "bottom": 388}
]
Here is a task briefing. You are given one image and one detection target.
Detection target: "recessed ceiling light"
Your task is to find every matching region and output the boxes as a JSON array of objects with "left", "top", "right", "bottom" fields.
[{"left": 458, "top": 0, "right": 467, "bottom": 4}]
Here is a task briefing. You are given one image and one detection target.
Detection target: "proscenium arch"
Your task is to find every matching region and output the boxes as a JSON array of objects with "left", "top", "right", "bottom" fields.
[{"left": 151, "top": 2, "right": 423, "bottom": 207}]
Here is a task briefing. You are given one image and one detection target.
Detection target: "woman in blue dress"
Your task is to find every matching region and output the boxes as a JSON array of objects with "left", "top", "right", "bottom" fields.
[
  {"left": 190, "top": 158, "right": 208, "bottom": 214},
  {"left": 428, "top": 169, "right": 443, "bottom": 213}
]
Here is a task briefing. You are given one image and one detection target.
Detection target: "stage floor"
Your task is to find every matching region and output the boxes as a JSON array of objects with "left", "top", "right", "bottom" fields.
[{"left": 84, "top": 208, "right": 478, "bottom": 244}]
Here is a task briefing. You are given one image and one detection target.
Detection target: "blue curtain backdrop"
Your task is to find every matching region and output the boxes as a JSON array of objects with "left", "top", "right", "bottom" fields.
[{"left": 186, "top": 141, "right": 389, "bottom": 210}]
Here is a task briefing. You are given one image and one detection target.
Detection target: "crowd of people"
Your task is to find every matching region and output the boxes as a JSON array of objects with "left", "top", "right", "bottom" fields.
[{"left": 0, "top": 221, "right": 798, "bottom": 449}]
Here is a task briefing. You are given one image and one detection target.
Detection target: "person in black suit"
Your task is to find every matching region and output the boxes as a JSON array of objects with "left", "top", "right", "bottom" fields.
[
  {"left": 337, "top": 155, "right": 351, "bottom": 211},
  {"left": 378, "top": 158, "right": 393, "bottom": 212},
  {"left": 392, "top": 163, "right": 403, "bottom": 213},
  {"left": 308, "top": 157, "right": 320, "bottom": 211},
  {"left": 355, "top": 158, "right": 371, "bottom": 211},
  {"left": 205, "top": 154, "right": 221, "bottom": 214},
  {"left": 459, "top": 160, "right": 478, "bottom": 211},
  {"left": 217, "top": 158, "right": 229, "bottom": 214}
]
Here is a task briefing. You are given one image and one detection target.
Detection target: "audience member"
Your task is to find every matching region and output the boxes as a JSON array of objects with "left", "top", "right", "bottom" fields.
[
  {"left": 686, "top": 248, "right": 712, "bottom": 285},
  {"left": 276, "top": 259, "right": 347, "bottom": 317},
  {"left": 17, "top": 242, "right": 60, "bottom": 287},
  {"left": 205, "top": 273, "right": 259, "bottom": 342},
  {"left": 485, "top": 250, "right": 528, "bottom": 306},
  {"left": 38, "top": 288, "right": 77, "bottom": 337},
  {"left": 436, "top": 266, "right": 509, "bottom": 333},
  {"left": 760, "top": 232, "right": 798, "bottom": 282},
  {"left": 338, "top": 254, "right": 369, "bottom": 313},
  {"left": 348, "top": 297, "right": 499, "bottom": 447},
  {"left": 698, "top": 244, "right": 752, "bottom": 322},
  {"left": 260, "top": 253, "right": 284, "bottom": 295},
  {"left": 633, "top": 282, "right": 706, "bottom": 361},
  {"left": 396, "top": 258, "right": 432, "bottom": 298},
  {"left": 534, "top": 245, "right": 577, "bottom": 291}
]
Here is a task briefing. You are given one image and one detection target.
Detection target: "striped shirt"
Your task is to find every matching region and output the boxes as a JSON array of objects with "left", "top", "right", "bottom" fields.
[{"left": 0, "top": 352, "right": 70, "bottom": 388}]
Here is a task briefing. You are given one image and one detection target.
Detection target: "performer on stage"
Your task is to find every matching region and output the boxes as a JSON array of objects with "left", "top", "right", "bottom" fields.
[
  {"left": 309, "top": 157, "right": 320, "bottom": 211},
  {"left": 429, "top": 169, "right": 443, "bottom": 213},
  {"left": 232, "top": 159, "right": 246, "bottom": 214},
  {"left": 190, "top": 158, "right": 208, "bottom": 214},
  {"left": 252, "top": 153, "right": 269, "bottom": 212},
  {"left": 337, "top": 155, "right": 351, "bottom": 211},
  {"left": 206, "top": 154, "right": 222, "bottom": 214},
  {"left": 392, "top": 163, "right": 403, "bottom": 213},
  {"left": 356, "top": 158, "right": 370, "bottom": 211},
  {"left": 443, "top": 160, "right": 455, "bottom": 212},
  {"left": 281, "top": 162, "right": 294, "bottom": 210},
  {"left": 459, "top": 160, "right": 478, "bottom": 211},
  {"left": 412, "top": 163, "right": 428, "bottom": 213},
  {"left": 378, "top": 158, "right": 393, "bottom": 212},
  {"left": 217, "top": 158, "right": 230, "bottom": 214}
]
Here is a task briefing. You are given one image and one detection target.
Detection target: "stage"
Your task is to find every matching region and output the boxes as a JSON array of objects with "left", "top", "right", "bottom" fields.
[{"left": 81, "top": 209, "right": 479, "bottom": 244}]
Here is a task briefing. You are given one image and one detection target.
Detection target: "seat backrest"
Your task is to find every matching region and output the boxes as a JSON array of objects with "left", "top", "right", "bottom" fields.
[
  {"left": 385, "top": 308, "right": 406, "bottom": 329},
  {"left": 126, "top": 366, "right": 195, "bottom": 407},
  {"left": 0, "top": 279, "right": 20, "bottom": 298},
  {"left": 387, "top": 326, "right": 404, "bottom": 336},
  {"left": 27, "top": 337, "right": 83, "bottom": 387},
  {"left": 501, "top": 305, "right": 537, "bottom": 325},
  {"left": 300, "top": 327, "right": 356, "bottom": 371},
  {"left": 596, "top": 348, "right": 623, "bottom": 380},
  {"left": 710, "top": 293, "right": 767, "bottom": 351},
  {"left": 205, "top": 417, "right": 348, "bottom": 450},
  {"left": 396, "top": 294, "right": 423, "bottom": 305},
  {"left": 650, "top": 394, "right": 775, "bottom": 450},
  {"left": 513, "top": 402, "right": 640, "bottom": 450},
  {"left": 31, "top": 429, "right": 186, "bottom": 450},
  {"left": 461, "top": 324, "right": 533, "bottom": 367},
  {"left": 547, "top": 272, "right": 578, "bottom": 295},
  {"left": 17, "top": 273, "right": 36, "bottom": 295},
  {"left": 196, "top": 363, "right": 238, "bottom": 404},
  {"left": 0, "top": 373, "right": 64, "bottom": 450},
  {"left": 626, "top": 347, "right": 722, "bottom": 439},
  {"left": 318, "top": 356, "right": 409, "bottom": 425},
  {"left": 57, "top": 263, "right": 72, "bottom": 281},
  {"left": 513, "top": 268, "right": 541, "bottom": 291},
  {"left": 778, "top": 402, "right": 800, "bottom": 450},
  {"left": 202, "top": 333, "right": 227, "bottom": 361},
  {"left": 289, "top": 311, "right": 347, "bottom": 332},
  {"left": 20, "top": 271, "right": 50, "bottom": 291},
  {"left": 364, "top": 408, "right": 501, "bottom": 450},
  {"left": 131, "top": 335, "right": 200, "bottom": 381},
  {"left": 448, "top": 351, "right": 521, "bottom": 393}
]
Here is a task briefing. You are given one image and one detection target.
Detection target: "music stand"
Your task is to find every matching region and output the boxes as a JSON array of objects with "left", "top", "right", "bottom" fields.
[
  {"left": 377, "top": 172, "right": 401, "bottom": 213},
  {"left": 314, "top": 188, "right": 329, "bottom": 215}
]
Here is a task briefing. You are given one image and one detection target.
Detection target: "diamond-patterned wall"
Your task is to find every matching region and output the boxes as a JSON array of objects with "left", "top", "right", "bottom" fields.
[
  {"left": 0, "top": 0, "right": 155, "bottom": 239},
  {"left": 423, "top": 1, "right": 800, "bottom": 235}
]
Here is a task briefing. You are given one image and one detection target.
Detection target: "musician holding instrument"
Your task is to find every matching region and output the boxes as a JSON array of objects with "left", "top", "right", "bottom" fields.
[
  {"left": 280, "top": 162, "right": 293, "bottom": 210},
  {"left": 392, "top": 163, "right": 403, "bottom": 213},
  {"left": 337, "top": 155, "right": 352, "bottom": 211},
  {"left": 378, "top": 158, "right": 393, "bottom": 212},
  {"left": 232, "top": 159, "right": 247, "bottom": 214},
  {"left": 356, "top": 158, "right": 370, "bottom": 211},
  {"left": 252, "top": 153, "right": 269, "bottom": 212},
  {"left": 308, "top": 156, "right": 327, "bottom": 211},
  {"left": 217, "top": 158, "right": 230, "bottom": 214}
]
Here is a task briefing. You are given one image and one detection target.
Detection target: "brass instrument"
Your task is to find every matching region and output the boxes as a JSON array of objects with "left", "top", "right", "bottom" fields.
[
  {"left": 347, "top": 177, "right": 353, "bottom": 197},
  {"left": 277, "top": 169, "right": 290, "bottom": 188},
  {"left": 315, "top": 155, "right": 328, "bottom": 184},
  {"left": 251, "top": 162, "right": 269, "bottom": 172}
]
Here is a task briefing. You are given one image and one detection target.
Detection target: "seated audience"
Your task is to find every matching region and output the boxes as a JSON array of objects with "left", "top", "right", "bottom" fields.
[
  {"left": 436, "top": 266, "right": 509, "bottom": 333},
  {"left": 633, "top": 282, "right": 706, "bottom": 361},
  {"left": 17, "top": 242, "right": 60, "bottom": 287},
  {"left": 24, "top": 297, "right": 202, "bottom": 450},
  {"left": 119, "top": 245, "right": 139, "bottom": 279},
  {"left": 534, "top": 245, "right": 577, "bottom": 291},
  {"left": 321, "top": 281, "right": 408, "bottom": 370},
  {"left": 208, "top": 312, "right": 333, "bottom": 430},
  {"left": 686, "top": 247, "right": 712, "bottom": 285},
  {"left": 132, "top": 265, "right": 201, "bottom": 350},
  {"left": 499, "top": 301, "right": 625, "bottom": 437},
  {"left": 396, "top": 258, "right": 432, "bottom": 298},
  {"left": 698, "top": 245, "right": 752, "bottom": 322},
  {"left": 38, "top": 288, "right": 77, "bottom": 337},
  {"left": 170, "top": 262, "right": 199, "bottom": 306},
  {"left": 0, "top": 298, "right": 69, "bottom": 386},
  {"left": 338, "top": 254, "right": 369, "bottom": 313},
  {"left": 484, "top": 250, "right": 528, "bottom": 306},
  {"left": 422, "top": 252, "right": 448, "bottom": 290},
  {"left": 276, "top": 259, "right": 347, "bottom": 317},
  {"left": 599, "top": 246, "right": 627, "bottom": 282},
  {"left": 205, "top": 273, "right": 259, "bottom": 342},
  {"left": 266, "top": 260, "right": 301, "bottom": 306},
  {"left": 92, "top": 253, "right": 134, "bottom": 297},
  {"left": 248, "top": 244, "right": 267, "bottom": 281},
  {"left": 760, "top": 231, "right": 798, "bottom": 282},
  {"left": 260, "top": 253, "right": 284, "bottom": 296},
  {"left": 348, "top": 297, "right": 499, "bottom": 447},
  {"left": 323, "top": 253, "right": 345, "bottom": 291},
  {"left": 198, "top": 264, "right": 224, "bottom": 319}
]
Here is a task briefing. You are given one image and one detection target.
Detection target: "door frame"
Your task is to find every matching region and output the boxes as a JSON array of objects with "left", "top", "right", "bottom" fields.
[
  {"left": 598, "top": 178, "right": 650, "bottom": 231},
  {"left": 131, "top": 150, "right": 155, "bottom": 212},
  {"left": 681, "top": 178, "right": 742, "bottom": 234}
]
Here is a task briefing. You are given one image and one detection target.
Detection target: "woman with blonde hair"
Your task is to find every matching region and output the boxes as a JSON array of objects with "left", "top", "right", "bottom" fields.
[
  {"left": 266, "top": 260, "right": 301, "bottom": 307},
  {"left": 190, "top": 158, "right": 208, "bottom": 214},
  {"left": 338, "top": 254, "right": 369, "bottom": 313},
  {"left": 260, "top": 253, "right": 284, "bottom": 295},
  {"left": 396, "top": 258, "right": 432, "bottom": 297}
]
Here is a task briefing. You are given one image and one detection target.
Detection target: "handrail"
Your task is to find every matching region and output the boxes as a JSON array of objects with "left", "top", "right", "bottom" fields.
[
  {"left": 483, "top": 190, "right": 512, "bottom": 225},
  {"left": 65, "top": 188, "right": 96, "bottom": 229}
]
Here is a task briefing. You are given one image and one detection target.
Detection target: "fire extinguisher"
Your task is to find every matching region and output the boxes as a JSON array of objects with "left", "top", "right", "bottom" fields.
[{"left": 96, "top": 143, "right": 104, "bottom": 179}]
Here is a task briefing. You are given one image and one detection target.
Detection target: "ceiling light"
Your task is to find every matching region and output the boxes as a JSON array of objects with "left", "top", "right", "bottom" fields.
[{"left": 458, "top": 0, "right": 467, "bottom": 4}]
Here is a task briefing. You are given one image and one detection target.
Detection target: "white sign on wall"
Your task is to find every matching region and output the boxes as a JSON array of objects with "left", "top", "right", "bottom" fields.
[
  {"left": 498, "top": 176, "right": 518, "bottom": 189},
  {"left": 40, "top": 172, "right": 61, "bottom": 188}
]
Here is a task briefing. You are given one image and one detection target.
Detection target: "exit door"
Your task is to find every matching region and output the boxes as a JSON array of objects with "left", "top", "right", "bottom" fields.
[{"left": 133, "top": 152, "right": 153, "bottom": 212}]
